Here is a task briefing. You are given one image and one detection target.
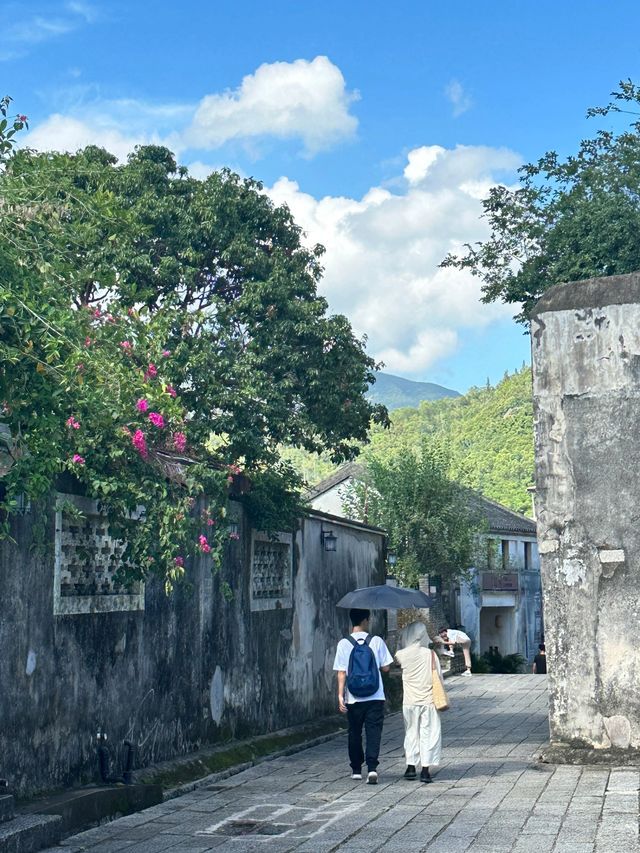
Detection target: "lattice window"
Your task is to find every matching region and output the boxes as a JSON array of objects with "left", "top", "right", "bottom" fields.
[
  {"left": 250, "top": 531, "right": 293, "bottom": 612},
  {"left": 54, "top": 494, "right": 145, "bottom": 615}
]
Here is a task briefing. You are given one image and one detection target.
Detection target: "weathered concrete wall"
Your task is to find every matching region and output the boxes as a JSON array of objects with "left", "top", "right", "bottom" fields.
[
  {"left": 531, "top": 272, "right": 640, "bottom": 750},
  {"left": 0, "top": 501, "right": 384, "bottom": 796}
]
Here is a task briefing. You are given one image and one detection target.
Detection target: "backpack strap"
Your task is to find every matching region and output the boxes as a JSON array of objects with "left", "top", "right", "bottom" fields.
[{"left": 346, "top": 634, "right": 371, "bottom": 647}]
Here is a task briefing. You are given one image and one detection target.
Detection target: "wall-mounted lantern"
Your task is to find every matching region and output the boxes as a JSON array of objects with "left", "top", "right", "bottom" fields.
[
  {"left": 228, "top": 520, "right": 240, "bottom": 539},
  {"left": 387, "top": 552, "right": 397, "bottom": 568},
  {"left": 321, "top": 527, "right": 337, "bottom": 552}
]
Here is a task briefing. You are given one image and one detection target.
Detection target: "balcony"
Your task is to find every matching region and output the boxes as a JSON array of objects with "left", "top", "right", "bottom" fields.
[{"left": 482, "top": 572, "right": 518, "bottom": 592}]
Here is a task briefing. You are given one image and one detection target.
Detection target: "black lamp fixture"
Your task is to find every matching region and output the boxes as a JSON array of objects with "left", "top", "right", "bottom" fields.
[
  {"left": 387, "top": 552, "right": 397, "bottom": 567},
  {"left": 321, "top": 526, "right": 337, "bottom": 552},
  {"left": 227, "top": 520, "right": 240, "bottom": 538}
]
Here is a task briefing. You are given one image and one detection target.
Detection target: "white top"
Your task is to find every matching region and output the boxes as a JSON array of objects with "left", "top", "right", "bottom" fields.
[
  {"left": 395, "top": 646, "right": 442, "bottom": 706},
  {"left": 333, "top": 632, "right": 394, "bottom": 703},
  {"left": 445, "top": 629, "right": 470, "bottom": 644}
]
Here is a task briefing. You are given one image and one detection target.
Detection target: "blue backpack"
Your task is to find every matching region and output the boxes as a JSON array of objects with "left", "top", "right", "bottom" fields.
[{"left": 346, "top": 634, "right": 380, "bottom": 697}]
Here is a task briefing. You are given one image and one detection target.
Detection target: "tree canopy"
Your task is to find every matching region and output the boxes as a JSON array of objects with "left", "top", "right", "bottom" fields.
[
  {"left": 442, "top": 81, "right": 640, "bottom": 320},
  {"left": 0, "top": 105, "right": 388, "bottom": 589},
  {"left": 343, "top": 441, "right": 483, "bottom": 588}
]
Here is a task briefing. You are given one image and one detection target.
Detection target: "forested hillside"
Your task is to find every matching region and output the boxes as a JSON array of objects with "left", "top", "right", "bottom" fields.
[
  {"left": 288, "top": 367, "right": 535, "bottom": 516},
  {"left": 367, "top": 367, "right": 534, "bottom": 514}
]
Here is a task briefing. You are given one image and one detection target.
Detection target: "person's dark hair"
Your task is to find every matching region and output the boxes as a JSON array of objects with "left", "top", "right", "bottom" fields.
[
  {"left": 538, "top": 643, "right": 546, "bottom": 652},
  {"left": 349, "top": 608, "right": 370, "bottom": 627},
  {"left": 438, "top": 626, "right": 448, "bottom": 634}
]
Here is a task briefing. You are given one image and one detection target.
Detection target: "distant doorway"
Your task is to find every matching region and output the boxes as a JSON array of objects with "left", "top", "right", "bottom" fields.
[{"left": 480, "top": 606, "right": 515, "bottom": 655}]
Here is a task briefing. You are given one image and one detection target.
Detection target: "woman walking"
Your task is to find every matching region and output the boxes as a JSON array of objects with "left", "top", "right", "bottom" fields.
[{"left": 395, "top": 621, "right": 443, "bottom": 783}]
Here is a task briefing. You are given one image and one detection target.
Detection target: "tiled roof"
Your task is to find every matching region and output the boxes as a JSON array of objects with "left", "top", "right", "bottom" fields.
[
  {"left": 304, "top": 462, "right": 364, "bottom": 500},
  {"left": 306, "top": 463, "right": 536, "bottom": 537},
  {"left": 468, "top": 492, "right": 536, "bottom": 537}
]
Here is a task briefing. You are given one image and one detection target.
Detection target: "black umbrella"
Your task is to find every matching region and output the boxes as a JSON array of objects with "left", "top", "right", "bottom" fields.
[{"left": 336, "top": 584, "right": 434, "bottom": 610}]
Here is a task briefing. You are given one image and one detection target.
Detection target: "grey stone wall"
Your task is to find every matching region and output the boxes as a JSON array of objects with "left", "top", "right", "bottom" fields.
[
  {"left": 531, "top": 272, "right": 640, "bottom": 750},
  {"left": 0, "top": 500, "right": 384, "bottom": 796}
]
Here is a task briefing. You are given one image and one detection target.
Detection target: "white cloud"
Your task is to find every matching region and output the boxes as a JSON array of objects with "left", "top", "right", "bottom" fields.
[
  {"left": 27, "top": 115, "right": 146, "bottom": 162},
  {"left": 187, "top": 56, "right": 358, "bottom": 155},
  {"left": 25, "top": 99, "right": 187, "bottom": 161},
  {"left": 268, "top": 144, "right": 522, "bottom": 375},
  {"left": 25, "top": 56, "right": 358, "bottom": 161},
  {"left": 445, "top": 79, "right": 472, "bottom": 118}
]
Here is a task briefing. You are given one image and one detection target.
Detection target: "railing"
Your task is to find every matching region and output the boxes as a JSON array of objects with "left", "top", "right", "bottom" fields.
[{"left": 482, "top": 572, "right": 518, "bottom": 591}]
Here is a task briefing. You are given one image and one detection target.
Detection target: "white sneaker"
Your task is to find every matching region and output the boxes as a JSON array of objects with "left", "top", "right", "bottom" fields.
[
  {"left": 462, "top": 669, "right": 472, "bottom": 677},
  {"left": 442, "top": 650, "right": 455, "bottom": 658},
  {"left": 351, "top": 772, "right": 362, "bottom": 780},
  {"left": 367, "top": 771, "right": 378, "bottom": 785}
]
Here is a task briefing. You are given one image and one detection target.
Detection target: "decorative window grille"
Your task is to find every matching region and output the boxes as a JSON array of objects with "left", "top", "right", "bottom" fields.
[
  {"left": 250, "top": 531, "right": 293, "bottom": 612},
  {"left": 54, "top": 493, "right": 145, "bottom": 615}
]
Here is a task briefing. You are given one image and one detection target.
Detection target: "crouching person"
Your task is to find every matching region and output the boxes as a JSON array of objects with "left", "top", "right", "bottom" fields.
[{"left": 395, "top": 621, "right": 443, "bottom": 783}]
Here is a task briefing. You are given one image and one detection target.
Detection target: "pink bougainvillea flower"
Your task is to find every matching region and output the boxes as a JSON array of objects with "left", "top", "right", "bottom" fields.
[
  {"left": 132, "top": 429, "right": 148, "bottom": 458},
  {"left": 162, "top": 350, "right": 171, "bottom": 358},
  {"left": 173, "top": 432, "right": 187, "bottom": 452},
  {"left": 92, "top": 308, "right": 102, "bottom": 319},
  {"left": 227, "top": 475, "right": 234, "bottom": 484},
  {"left": 165, "top": 385, "right": 177, "bottom": 398},
  {"left": 174, "top": 556, "right": 185, "bottom": 567},
  {"left": 119, "top": 341, "right": 132, "bottom": 352},
  {"left": 148, "top": 412, "right": 165, "bottom": 428},
  {"left": 84, "top": 337, "right": 92, "bottom": 348},
  {"left": 206, "top": 518, "right": 215, "bottom": 526},
  {"left": 198, "top": 535, "right": 211, "bottom": 554},
  {"left": 144, "top": 363, "right": 158, "bottom": 380},
  {"left": 18, "top": 115, "right": 28, "bottom": 123},
  {"left": 66, "top": 416, "right": 80, "bottom": 430},
  {"left": 136, "top": 398, "right": 149, "bottom": 412},
  {"left": 72, "top": 454, "right": 85, "bottom": 465}
]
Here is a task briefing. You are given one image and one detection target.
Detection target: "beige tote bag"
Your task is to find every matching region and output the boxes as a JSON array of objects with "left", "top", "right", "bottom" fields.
[{"left": 431, "top": 651, "right": 450, "bottom": 711}]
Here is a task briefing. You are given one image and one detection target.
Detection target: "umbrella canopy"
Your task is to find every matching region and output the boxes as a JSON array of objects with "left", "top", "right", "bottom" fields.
[{"left": 336, "top": 584, "right": 434, "bottom": 610}]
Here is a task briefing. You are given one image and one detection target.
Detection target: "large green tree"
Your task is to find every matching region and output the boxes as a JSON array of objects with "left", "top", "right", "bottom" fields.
[
  {"left": 442, "top": 81, "right": 640, "bottom": 320},
  {"left": 0, "top": 106, "right": 388, "bottom": 589},
  {"left": 343, "top": 442, "right": 483, "bottom": 587}
]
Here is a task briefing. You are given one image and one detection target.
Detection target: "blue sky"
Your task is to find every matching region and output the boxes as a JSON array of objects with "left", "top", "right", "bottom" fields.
[{"left": 4, "top": 1, "right": 640, "bottom": 391}]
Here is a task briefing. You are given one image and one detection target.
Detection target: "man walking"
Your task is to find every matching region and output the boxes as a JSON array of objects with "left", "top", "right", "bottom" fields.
[
  {"left": 532, "top": 643, "right": 547, "bottom": 674},
  {"left": 333, "top": 608, "right": 393, "bottom": 784}
]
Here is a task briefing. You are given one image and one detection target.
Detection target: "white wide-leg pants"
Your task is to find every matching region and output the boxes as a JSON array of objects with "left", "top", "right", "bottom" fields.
[{"left": 402, "top": 704, "right": 442, "bottom": 767}]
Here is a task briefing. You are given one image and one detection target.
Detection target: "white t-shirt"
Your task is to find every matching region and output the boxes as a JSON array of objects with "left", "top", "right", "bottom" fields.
[
  {"left": 445, "top": 629, "right": 470, "bottom": 645},
  {"left": 333, "top": 632, "right": 394, "bottom": 703}
]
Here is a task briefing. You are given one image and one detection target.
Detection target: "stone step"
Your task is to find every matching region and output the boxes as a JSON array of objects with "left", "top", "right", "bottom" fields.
[
  {"left": 0, "top": 797, "right": 14, "bottom": 824},
  {"left": 0, "top": 814, "right": 61, "bottom": 853}
]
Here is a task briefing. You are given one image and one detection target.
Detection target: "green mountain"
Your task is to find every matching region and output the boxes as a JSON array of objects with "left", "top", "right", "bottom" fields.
[
  {"left": 368, "top": 372, "right": 460, "bottom": 410},
  {"left": 285, "top": 367, "right": 534, "bottom": 516},
  {"left": 368, "top": 367, "right": 534, "bottom": 514}
]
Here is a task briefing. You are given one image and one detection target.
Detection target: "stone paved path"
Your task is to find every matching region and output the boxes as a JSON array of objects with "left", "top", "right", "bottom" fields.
[{"left": 43, "top": 675, "right": 640, "bottom": 852}]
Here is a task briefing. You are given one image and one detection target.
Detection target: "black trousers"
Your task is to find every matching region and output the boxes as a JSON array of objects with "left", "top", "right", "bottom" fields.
[{"left": 346, "top": 700, "right": 385, "bottom": 772}]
